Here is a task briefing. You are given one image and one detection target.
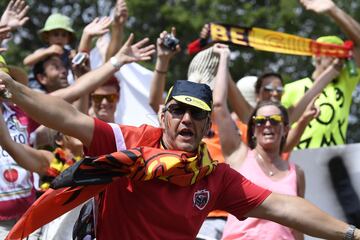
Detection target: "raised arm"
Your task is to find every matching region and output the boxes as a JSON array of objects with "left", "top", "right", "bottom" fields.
[
  {"left": 0, "top": 25, "right": 11, "bottom": 52},
  {"left": 228, "top": 74, "right": 254, "bottom": 123},
  {"left": 51, "top": 34, "right": 155, "bottom": 102},
  {"left": 300, "top": 0, "right": 360, "bottom": 66},
  {"left": 283, "top": 98, "right": 319, "bottom": 152},
  {"left": 149, "top": 27, "right": 180, "bottom": 113},
  {"left": 287, "top": 59, "right": 342, "bottom": 124},
  {"left": 23, "top": 45, "right": 64, "bottom": 66},
  {"left": 105, "top": 0, "right": 128, "bottom": 61},
  {"left": 212, "top": 44, "right": 247, "bottom": 167},
  {"left": 0, "top": 106, "right": 51, "bottom": 174},
  {"left": 77, "top": 17, "right": 112, "bottom": 53},
  {"left": 0, "top": 0, "right": 29, "bottom": 30},
  {"left": 248, "top": 192, "right": 360, "bottom": 240}
]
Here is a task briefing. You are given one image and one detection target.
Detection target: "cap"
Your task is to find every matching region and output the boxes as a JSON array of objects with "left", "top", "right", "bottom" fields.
[
  {"left": 316, "top": 35, "right": 344, "bottom": 45},
  {"left": 165, "top": 80, "right": 212, "bottom": 111},
  {"left": 0, "top": 55, "right": 28, "bottom": 85},
  {"left": 187, "top": 46, "right": 219, "bottom": 90},
  {"left": 38, "top": 13, "right": 75, "bottom": 42}
]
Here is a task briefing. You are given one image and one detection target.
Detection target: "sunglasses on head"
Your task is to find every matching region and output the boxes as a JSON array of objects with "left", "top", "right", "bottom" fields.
[
  {"left": 253, "top": 114, "right": 283, "bottom": 126},
  {"left": 263, "top": 84, "right": 284, "bottom": 94},
  {"left": 163, "top": 103, "right": 209, "bottom": 120},
  {"left": 91, "top": 94, "right": 118, "bottom": 104}
]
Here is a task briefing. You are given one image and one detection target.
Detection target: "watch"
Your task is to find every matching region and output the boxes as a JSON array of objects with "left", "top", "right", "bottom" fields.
[
  {"left": 344, "top": 225, "right": 356, "bottom": 240},
  {"left": 110, "top": 57, "right": 121, "bottom": 70}
]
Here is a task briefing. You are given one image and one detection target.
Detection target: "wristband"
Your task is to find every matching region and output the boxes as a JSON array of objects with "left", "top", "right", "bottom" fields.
[
  {"left": 344, "top": 225, "right": 356, "bottom": 240},
  {"left": 110, "top": 57, "right": 121, "bottom": 70},
  {"left": 155, "top": 69, "right": 167, "bottom": 74}
]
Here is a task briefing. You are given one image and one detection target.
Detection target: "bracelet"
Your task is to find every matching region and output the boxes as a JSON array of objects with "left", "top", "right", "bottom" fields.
[
  {"left": 155, "top": 69, "right": 167, "bottom": 74},
  {"left": 344, "top": 225, "right": 356, "bottom": 240}
]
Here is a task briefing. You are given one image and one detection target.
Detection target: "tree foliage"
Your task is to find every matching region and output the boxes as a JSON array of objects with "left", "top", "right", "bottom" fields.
[{"left": 1, "top": 0, "right": 360, "bottom": 142}]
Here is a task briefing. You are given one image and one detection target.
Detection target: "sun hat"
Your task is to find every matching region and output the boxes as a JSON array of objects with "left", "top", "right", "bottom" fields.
[
  {"left": 165, "top": 80, "right": 212, "bottom": 111},
  {"left": 38, "top": 13, "right": 75, "bottom": 42},
  {"left": 187, "top": 46, "right": 219, "bottom": 90}
]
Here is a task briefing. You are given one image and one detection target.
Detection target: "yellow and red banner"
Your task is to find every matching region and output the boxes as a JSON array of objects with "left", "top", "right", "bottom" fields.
[{"left": 209, "top": 23, "right": 353, "bottom": 58}]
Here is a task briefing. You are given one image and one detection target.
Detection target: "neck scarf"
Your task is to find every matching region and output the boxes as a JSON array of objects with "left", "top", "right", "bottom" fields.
[{"left": 6, "top": 144, "right": 217, "bottom": 240}]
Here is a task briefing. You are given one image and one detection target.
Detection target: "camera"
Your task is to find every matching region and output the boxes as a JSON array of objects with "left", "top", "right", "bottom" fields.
[
  {"left": 163, "top": 34, "right": 180, "bottom": 51},
  {"left": 72, "top": 52, "right": 87, "bottom": 65}
]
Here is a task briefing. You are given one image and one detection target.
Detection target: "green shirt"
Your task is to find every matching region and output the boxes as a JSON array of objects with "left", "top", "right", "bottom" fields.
[{"left": 281, "top": 68, "right": 360, "bottom": 149}]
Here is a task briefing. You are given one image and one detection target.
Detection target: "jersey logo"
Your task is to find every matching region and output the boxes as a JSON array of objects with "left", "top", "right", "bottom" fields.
[{"left": 193, "top": 189, "right": 210, "bottom": 210}]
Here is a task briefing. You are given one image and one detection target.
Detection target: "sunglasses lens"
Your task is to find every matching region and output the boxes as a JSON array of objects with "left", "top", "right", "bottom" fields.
[
  {"left": 269, "top": 115, "right": 282, "bottom": 125},
  {"left": 254, "top": 115, "right": 282, "bottom": 126},
  {"left": 167, "top": 105, "right": 185, "bottom": 117},
  {"left": 254, "top": 116, "right": 266, "bottom": 126},
  {"left": 106, "top": 95, "right": 118, "bottom": 103},
  {"left": 264, "top": 85, "right": 283, "bottom": 93},
  {"left": 166, "top": 104, "right": 208, "bottom": 120},
  {"left": 92, "top": 94, "right": 118, "bottom": 104},
  {"left": 191, "top": 109, "right": 208, "bottom": 120}
]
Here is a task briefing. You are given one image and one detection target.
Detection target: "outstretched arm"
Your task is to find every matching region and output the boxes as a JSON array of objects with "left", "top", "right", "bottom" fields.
[
  {"left": 300, "top": 0, "right": 360, "bottom": 66},
  {"left": 149, "top": 27, "right": 180, "bottom": 113},
  {"left": 247, "top": 192, "right": 360, "bottom": 239},
  {"left": 0, "top": 106, "right": 51, "bottom": 174},
  {"left": 51, "top": 34, "right": 155, "bottom": 102},
  {"left": 0, "top": 71, "right": 94, "bottom": 147},
  {"left": 105, "top": 0, "right": 128, "bottom": 61},
  {"left": 212, "top": 44, "right": 247, "bottom": 167}
]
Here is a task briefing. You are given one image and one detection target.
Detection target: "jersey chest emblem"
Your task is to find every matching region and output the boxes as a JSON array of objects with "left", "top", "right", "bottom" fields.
[{"left": 193, "top": 189, "right": 210, "bottom": 210}]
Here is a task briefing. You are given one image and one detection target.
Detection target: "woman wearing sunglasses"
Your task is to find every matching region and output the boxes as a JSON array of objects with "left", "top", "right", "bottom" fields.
[{"left": 213, "top": 44, "right": 305, "bottom": 240}]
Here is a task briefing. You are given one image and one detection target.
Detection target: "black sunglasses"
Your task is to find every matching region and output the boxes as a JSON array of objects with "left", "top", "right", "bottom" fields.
[{"left": 164, "top": 104, "right": 209, "bottom": 120}]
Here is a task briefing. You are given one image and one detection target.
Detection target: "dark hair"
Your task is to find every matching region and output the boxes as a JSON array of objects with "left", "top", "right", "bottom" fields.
[
  {"left": 33, "top": 56, "right": 55, "bottom": 79},
  {"left": 247, "top": 101, "right": 289, "bottom": 152},
  {"left": 254, "top": 72, "right": 284, "bottom": 94},
  {"left": 100, "top": 76, "right": 120, "bottom": 94}
]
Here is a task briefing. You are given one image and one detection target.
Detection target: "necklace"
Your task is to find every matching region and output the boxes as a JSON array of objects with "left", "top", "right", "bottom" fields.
[{"left": 257, "top": 152, "right": 276, "bottom": 177}]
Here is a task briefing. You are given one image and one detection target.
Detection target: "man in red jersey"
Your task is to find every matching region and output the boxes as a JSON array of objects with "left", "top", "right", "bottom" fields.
[{"left": 1, "top": 69, "right": 360, "bottom": 239}]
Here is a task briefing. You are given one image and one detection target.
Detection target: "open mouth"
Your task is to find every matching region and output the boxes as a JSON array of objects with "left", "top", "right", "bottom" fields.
[
  {"left": 263, "top": 130, "right": 274, "bottom": 137},
  {"left": 179, "top": 128, "right": 194, "bottom": 137}
]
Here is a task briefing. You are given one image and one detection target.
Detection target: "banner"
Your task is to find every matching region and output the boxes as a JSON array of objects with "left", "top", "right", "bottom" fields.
[{"left": 207, "top": 23, "right": 353, "bottom": 58}]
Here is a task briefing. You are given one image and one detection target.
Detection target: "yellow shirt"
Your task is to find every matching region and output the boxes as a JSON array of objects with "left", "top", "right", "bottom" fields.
[{"left": 281, "top": 68, "right": 360, "bottom": 149}]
